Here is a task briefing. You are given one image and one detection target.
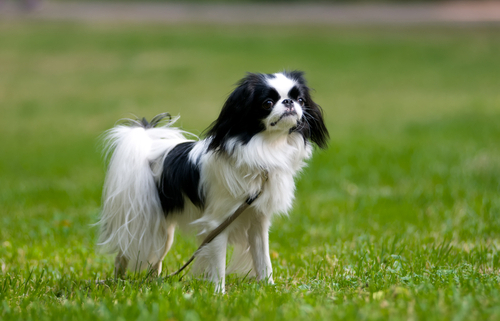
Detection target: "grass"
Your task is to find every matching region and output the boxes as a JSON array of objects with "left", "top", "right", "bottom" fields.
[
  {"left": 53, "top": 0, "right": 440, "bottom": 3},
  {"left": 1, "top": 22, "right": 500, "bottom": 320}
]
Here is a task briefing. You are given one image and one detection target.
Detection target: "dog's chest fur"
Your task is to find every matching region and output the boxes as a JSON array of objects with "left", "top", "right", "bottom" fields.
[{"left": 199, "top": 131, "right": 313, "bottom": 217}]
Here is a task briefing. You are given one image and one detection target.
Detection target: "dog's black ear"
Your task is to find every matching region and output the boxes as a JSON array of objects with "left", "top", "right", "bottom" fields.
[
  {"left": 205, "top": 73, "right": 266, "bottom": 152},
  {"left": 288, "top": 71, "right": 329, "bottom": 149},
  {"left": 205, "top": 85, "right": 246, "bottom": 152},
  {"left": 302, "top": 98, "right": 329, "bottom": 149}
]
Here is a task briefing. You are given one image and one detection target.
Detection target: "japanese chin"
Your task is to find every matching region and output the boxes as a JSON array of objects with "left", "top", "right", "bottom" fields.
[{"left": 98, "top": 71, "right": 328, "bottom": 292}]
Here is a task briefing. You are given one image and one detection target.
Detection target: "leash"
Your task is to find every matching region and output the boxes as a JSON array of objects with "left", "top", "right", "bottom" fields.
[{"left": 166, "top": 169, "right": 269, "bottom": 278}]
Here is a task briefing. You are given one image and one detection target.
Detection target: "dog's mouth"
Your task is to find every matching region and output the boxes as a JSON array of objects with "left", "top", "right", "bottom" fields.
[{"left": 270, "top": 111, "right": 298, "bottom": 127}]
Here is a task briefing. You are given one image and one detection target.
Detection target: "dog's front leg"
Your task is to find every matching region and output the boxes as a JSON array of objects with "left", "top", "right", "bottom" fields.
[
  {"left": 192, "top": 231, "right": 228, "bottom": 293},
  {"left": 248, "top": 214, "right": 274, "bottom": 284}
]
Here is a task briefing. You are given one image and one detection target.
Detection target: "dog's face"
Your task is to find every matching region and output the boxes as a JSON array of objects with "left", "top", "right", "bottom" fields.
[
  {"left": 207, "top": 71, "right": 329, "bottom": 152},
  {"left": 261, "top": 73, "right": 304, "bottom": 133}
]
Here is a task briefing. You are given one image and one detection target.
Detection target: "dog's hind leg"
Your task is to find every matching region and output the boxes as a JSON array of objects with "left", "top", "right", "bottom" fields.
[
  {"left": 114, "top": 251, "right": 129, "bottom": 279},
  {"left": 150, "top": 224, "right": 176, "bottom": 277}
]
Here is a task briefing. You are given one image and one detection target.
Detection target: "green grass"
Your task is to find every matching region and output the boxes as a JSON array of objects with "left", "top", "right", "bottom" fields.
[
  {"left": 1, "top": 22, "right": 500, "bottom": 320},
  {"left": 53, "top": 0, "right": 441, "bottom": 3}
]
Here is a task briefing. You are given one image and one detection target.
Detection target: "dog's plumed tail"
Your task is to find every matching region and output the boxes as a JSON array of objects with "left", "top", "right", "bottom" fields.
[{"left": 97, "top": 116, "right": 188, "bottom": 271}]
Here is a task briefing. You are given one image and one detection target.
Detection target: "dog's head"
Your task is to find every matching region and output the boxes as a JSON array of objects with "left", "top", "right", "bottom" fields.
[{"left": 206, "top": 71, "right": 329, "bottom": 152}]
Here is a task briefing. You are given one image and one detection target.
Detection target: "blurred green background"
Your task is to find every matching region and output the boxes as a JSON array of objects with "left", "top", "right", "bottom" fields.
[
  {"left": 1, "top": 15, "right": 500, "bottom": 321},
  {"left": 51, "top": 0, "right": 443, "bottom": 2}
]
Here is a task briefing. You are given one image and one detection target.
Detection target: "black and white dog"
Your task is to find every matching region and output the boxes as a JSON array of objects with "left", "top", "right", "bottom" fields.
[{"left": 98, "top": 71, "right": 328, "bottom": 292}]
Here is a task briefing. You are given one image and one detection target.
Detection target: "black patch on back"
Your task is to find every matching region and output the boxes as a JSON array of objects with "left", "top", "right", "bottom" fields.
[{"left": 157, "top": 142, "right": 204, "bottom": 216}]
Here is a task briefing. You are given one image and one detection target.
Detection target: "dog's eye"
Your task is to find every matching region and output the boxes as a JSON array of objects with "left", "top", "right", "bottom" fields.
[
  {"left": 262, "top": 100, "right": 274, "bottom": 110},
  {"left": 298, "top": 98, "right": 305, "bottom": 106}
]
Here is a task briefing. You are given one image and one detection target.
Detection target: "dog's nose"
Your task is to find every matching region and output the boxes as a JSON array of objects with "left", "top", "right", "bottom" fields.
[
  {"left": 282, "top": 99, "right": 296, "bottom": 113},
  {"left": 283, "top": 99, "right": 293, "bottom": 108}
]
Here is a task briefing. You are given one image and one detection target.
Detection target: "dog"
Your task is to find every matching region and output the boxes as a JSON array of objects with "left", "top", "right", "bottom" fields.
[{"left": 98, "top": 71, "right": 328, "bottom": 292}]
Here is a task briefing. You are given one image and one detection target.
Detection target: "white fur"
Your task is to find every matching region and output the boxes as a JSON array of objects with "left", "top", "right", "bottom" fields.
[
  {"left": 98, "top": 124, "right": 311, "bottom": 290},
  {"left": 266, "top": 73, "right": 304, "bottom": 132},
  {"left": 98, "top": 121, "right": 190, "bottom": 270},
  {"left": 98, "top": 72, "right": 319, "bottom": 293},
  {"left": 267, "top": 73, "right": 297, "bottom": 98}
]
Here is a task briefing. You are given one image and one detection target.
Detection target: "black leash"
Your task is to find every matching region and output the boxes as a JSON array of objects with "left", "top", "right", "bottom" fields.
[{"left": 166, "top": 170, "right": 269, "bottom": 278}]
